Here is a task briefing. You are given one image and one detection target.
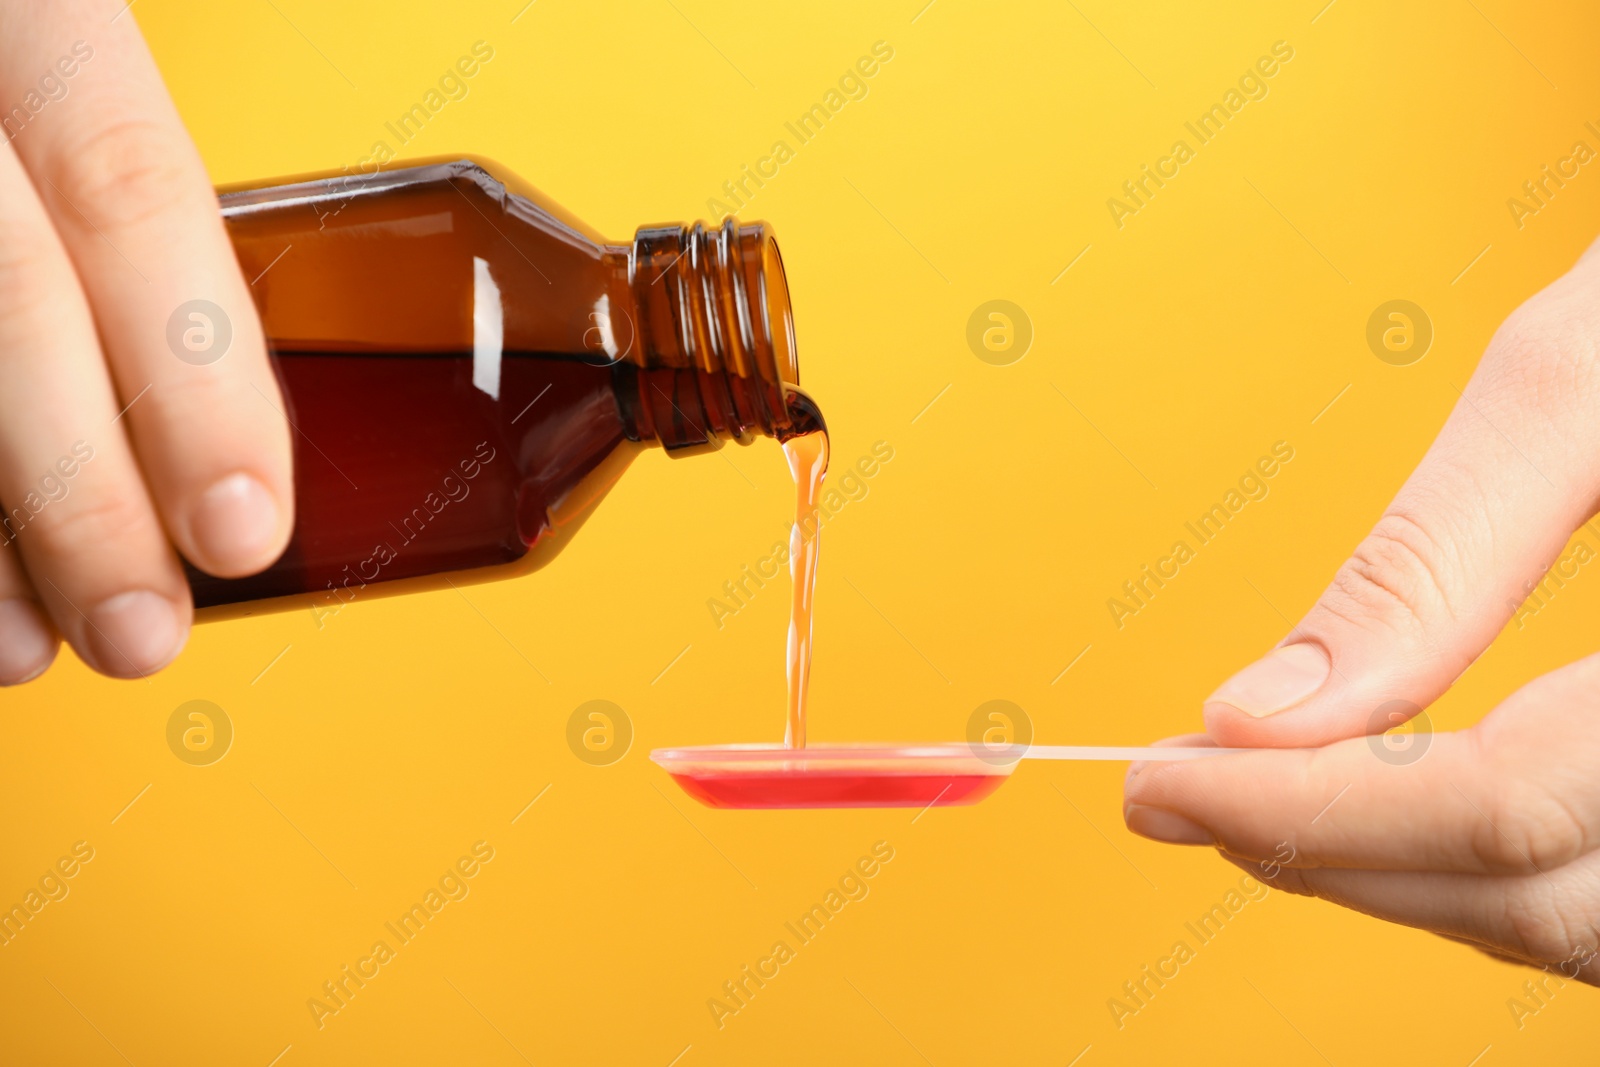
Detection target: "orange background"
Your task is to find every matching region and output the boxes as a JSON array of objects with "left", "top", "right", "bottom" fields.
[{"left": 4, "top": 1, "right": 1600, "bottom": 1063}]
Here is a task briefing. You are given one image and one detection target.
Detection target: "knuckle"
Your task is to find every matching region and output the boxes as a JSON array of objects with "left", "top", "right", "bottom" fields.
[
  {"left": 51, "top": 116, "right": 196, "bottom": 232},
  {"left": 1325, "top": 510, "right": 1456, "bottom": 630},
  {"left": 1484, "top": 299, "right": 1600, "bottom": 422},
  {"left": 1256, "top": 864, "right": 1313, "bottom": 897},
  {"left": 0, "top": 222, "right": 47, "bottom": 283},
  {"left": 0, "top": 256, "right": 58, "bottom": 333},
  {"left": 20, "top": 482, "right": 158, "bottom": 570},
  {"left": 0, "top": 228, "right": 70, "bottom": 325},
  {"left": 1470, "top": 775, "right": 1591, "bottom": 874},
  {"left": 1502, "top": 878, "right": 1595, "bottom": 964}
]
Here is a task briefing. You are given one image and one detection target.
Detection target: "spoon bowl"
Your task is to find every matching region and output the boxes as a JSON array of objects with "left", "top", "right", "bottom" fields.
[{"left": 650, "top": 743, "right": 1013, "bottom": 809}]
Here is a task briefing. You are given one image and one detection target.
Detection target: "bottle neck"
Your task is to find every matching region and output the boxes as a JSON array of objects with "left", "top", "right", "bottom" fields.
[{"left": 614, "top": 219, "right": 800, "bottom": 453}]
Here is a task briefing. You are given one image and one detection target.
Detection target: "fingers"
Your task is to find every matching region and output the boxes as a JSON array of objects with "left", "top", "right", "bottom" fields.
[
  {"left": 1220, "top": 851, "right": 1600, "bottom": 978},
  {"left": 0, "top": 142, "right": 191, "bottom": 676},
  {"left": 1202, "top": 248, "right": 1600, "bottom": 747},
  {"left": 1434, "top": 932, "right": 1545, "bottom": 971},
  {"left": 1126, "top": 655, "right": 1600, "bottom": 873},
  {"left": 0, "top": 537, "right": 58, "bottom": 685},
  {"left": 1124, "top": 732, "right": 1211, "bottom": 811},
  {"left": 2, "top": 0, "right": 292, "bottom": 579}
]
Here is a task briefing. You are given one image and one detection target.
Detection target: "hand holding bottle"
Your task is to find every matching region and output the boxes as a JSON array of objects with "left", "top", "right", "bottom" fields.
[
  {"left": 1124, "top": 236, "right": 1600, "bottom": 983},
  {"left": 0, "top": 1, "right": 293, "bottom": 684}
]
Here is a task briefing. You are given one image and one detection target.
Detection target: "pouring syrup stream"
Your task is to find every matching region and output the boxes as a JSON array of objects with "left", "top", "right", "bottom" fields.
[{"left": 777, "top": 389, "right": 828, "bottom": 750}]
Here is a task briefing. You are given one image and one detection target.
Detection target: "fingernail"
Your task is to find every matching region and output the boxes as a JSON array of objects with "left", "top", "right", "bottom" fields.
[
  {"left": 0, "top": 597, "right": 57, "bottom": 684},
  {"left": 85, "top": 591, "right": 185, "bottom": 677},
  {"left": 1205, "top": 643, "right": 1330, "bottom": 719},
  {"left": 1125, "top": 805, "right": 1215, "bottom": 846},
  {"left": 189, "top": 472, "right": 280, "bottom": 574}
]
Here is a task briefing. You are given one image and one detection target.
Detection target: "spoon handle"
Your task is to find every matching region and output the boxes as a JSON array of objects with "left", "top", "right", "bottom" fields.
[{"left": 1020, "top": 745, "right": 1263, "bottom": 761}]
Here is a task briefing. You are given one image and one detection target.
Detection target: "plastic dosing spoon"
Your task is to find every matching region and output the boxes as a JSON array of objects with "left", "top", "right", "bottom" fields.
[{"left": 650, "top": 743, "right": 1259, "bottom": 810}]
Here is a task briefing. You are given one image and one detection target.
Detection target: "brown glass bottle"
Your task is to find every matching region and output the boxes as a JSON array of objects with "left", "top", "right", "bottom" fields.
[{"left": 195, "top": 158, "right": 815, "bottom": 619}]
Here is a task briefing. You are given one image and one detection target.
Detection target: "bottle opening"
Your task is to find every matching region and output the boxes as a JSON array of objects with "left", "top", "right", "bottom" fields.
[
  {"left": 778, "top": 386, "right": 826, "bottom": 441},
  {"left": 626, "top": 219, "right": 799, "bottom": 451}
]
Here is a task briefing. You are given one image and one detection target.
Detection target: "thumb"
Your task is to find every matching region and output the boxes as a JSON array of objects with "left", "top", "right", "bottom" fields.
[{"left": 1206, "top": 245, "right": 1600, "bottom": 747}]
